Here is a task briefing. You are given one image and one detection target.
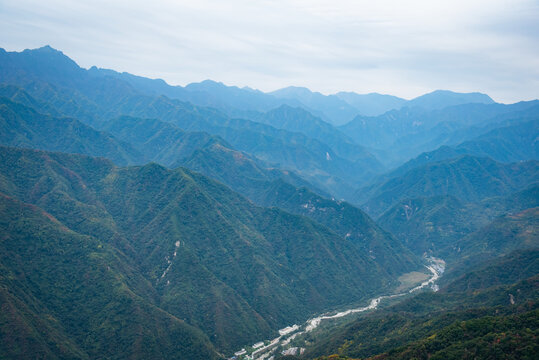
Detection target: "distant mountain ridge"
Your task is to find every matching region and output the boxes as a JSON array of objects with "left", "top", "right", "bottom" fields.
[
  {"left": 0, "top": 96, "right": 143, "bottom": 165},
  {"left": 383, "top": 117, "right": 539, "bottom": 180},
  {"left": 406, "top": 89, "right": 494, "bottom": 109},
  {"left": 335, "top": 91, "right": 407, "bottom": 116},
  {"left": 269, "top": 87, "right": 495, "bottom": 125},
  {"left": 102, "top": 115, "right": 228, "bottom": 166},
  {"left": 94, "top": 66, "right": 497, "bottom": 123},
  {"left": 340, "top": 100, "right": 539, "bottom": 166},
  {"left": 269, "top": 86, "right": 361, "bottom": 125},
  {"left": 0, "top": 46, "right": 511, "bottom": 179},
  {"left": 357, "top": 155, "right": 539, "bottom": 217},
  {"left": 0, "top": 46, "right": 386, "bottom": 198},
  {"left": 14, "top": 47, "right": 496, "bottom": 123}
]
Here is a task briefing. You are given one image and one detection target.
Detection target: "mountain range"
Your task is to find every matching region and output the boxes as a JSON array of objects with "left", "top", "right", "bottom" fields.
[
  {"left": 0, "top": 45, "right": 537, "bottom": 359},
  {"left": 0, "top": 145, "right": 421, "bottom": 356},
  {"left": 357, "top": 155, "right": 539, "bottom": 217}
]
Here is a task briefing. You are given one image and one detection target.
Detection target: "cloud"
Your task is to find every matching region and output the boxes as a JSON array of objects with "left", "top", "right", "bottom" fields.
[{"left": 0, "top": 0, "right": 538, "bottom": 102}]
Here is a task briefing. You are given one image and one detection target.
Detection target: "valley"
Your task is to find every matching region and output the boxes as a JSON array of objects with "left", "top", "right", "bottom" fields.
[
  {"left": 232, "top": 257, "right": 446, "bottom": 360},
  {"left": 0, "top": 45, "right": 537, "bottom": 360}
]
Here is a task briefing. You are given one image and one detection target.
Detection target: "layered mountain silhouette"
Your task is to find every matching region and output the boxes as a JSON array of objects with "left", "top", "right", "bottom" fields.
[
  {"left": 0, "top": 96, "right": 143, "bottom": 165},
  {"left": 340, "top": 101, "right": 538, "bottom": 166},
  {"left": 0, "top": 46, "right": 537, "bottom": 360},
  {"left": 0, "top": 46, "right": 387, "bottom": 198}
]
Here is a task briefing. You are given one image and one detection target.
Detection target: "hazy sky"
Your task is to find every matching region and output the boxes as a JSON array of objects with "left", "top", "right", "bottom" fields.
[{"left": 1, "top": 0, "right": 538, "bottom": 102}]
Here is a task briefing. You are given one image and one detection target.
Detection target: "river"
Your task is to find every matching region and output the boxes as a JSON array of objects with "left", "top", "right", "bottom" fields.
[{"left": 232, "top": 257, "right": 445, "bottom": 360}]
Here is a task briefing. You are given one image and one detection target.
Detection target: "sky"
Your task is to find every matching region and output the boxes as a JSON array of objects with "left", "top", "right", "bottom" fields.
[{"left": 1, "top": 0, "right": 538, "bottom": 102}]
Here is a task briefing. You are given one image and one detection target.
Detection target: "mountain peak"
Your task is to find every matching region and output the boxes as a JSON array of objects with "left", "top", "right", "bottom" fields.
[
  {"left": 186, "top": 79, "right": 225, "bottom": 89},
  {"left": 36, "top": 45, "right": 59, "bottom": 52},
  {"left": 8, "top": 45, "right": 83, "bottom": 77},
  {"left": 23, "top": 45, "right": 67, "bottom": 57},
  {"left": 271, "top": 86, "right": 316, "bottom": 97},
  {"left": 200, "top": 79, "right": 223, "bottom": 86},
  {"left": 184, "top": 80, "right": 247, "bottom": 94},
  {"left": 407, "top": 90, "right": 494, "bottom": 110}
]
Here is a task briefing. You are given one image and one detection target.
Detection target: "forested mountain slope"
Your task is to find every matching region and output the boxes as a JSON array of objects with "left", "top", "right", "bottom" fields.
[
  {"left": 304, "top": 249, "right": 539, "bottom": 360},
  {"left": 0, "top": 193, "right": 220, "bottom": 360},
  {"left": 357, "top": 155, "right": 539, "bottom": 217},
  {"left": 0, "top": 97, "right": 142, "bottom": 165},
  {"left": 0, "top": 146, "right": 419, "bottom": 355}
]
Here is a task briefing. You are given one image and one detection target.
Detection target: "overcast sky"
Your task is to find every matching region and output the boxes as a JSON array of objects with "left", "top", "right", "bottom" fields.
[{"left": 1, "top": 0, "right": 538, "bottom": 102}]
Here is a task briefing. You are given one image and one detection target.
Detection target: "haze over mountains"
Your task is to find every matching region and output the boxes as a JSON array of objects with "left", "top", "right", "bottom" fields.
[{"left": 0, "top": 46, "right": 537, "bottom": 359}]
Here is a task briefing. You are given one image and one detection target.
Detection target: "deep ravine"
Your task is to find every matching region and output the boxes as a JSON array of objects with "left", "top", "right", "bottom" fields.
[{"left": 232, "top": 257, "right": 446, "bottom": 360}]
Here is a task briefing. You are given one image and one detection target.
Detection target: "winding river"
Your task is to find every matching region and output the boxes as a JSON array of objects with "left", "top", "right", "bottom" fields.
[{"left": 233, "top": 257, "right": 446, "bottom": 360}]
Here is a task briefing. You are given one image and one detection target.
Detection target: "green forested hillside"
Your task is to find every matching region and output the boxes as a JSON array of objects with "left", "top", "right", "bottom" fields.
[
  {"left": 0, "top": 91, "right": 330, "bottom": 203},
  {"left": 101, "top": 114, "right": 328, "bottom": 198},
  {"left": 250, "top": 179, "right": 419, "bottom": 276},
  {"left": 181, "top": 147, "right": 419, "bottom": 278},
  {"left": 0, "top": 45, "right": 537, "bottom": 360},
  {"left": 102, "top": 115, "right": 228, "bottom": 166},
  {"left": 439, "top": 207, "right": 539, "bottom": 280},
  {"left": 178, "top": 116, "right": 378, "bottom": 197},
  {"left": 0, "top": 84, "right": 63, "bottom": 117},
  {"left": 377, "top": 196, "right": 478, "bottom": 255},
  {"left": 0, "top": 86, "right": 415, "bottom": 282},
  {"left": 377, "top": 184, "right": 539, "bottom": 256},
  {"left": 0, "top": 146, "right": 418, "bottom": 355},
  {"left": 0, "top": 97, "right": 143, "bottom": 165},
  {"left": 357, "top": 155, "right": 539, "bottom": 217},
  {"left": 304, "top": 249, "right": 539, "bottom": 360},
  {"left": 442, "top": 118, "right": 538, "bottom": 163},
  {"left": 0, "top": 193, "right": 220, "bottom": 360},
  {"left": 443, "top": 249, "right": 539, "bottom": 293},
  {"left": 367, "top": 310, "right": 538, "bottom": 360},
  {"left": 182, "top": 142, "right": 326, "bottom": 198}
]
